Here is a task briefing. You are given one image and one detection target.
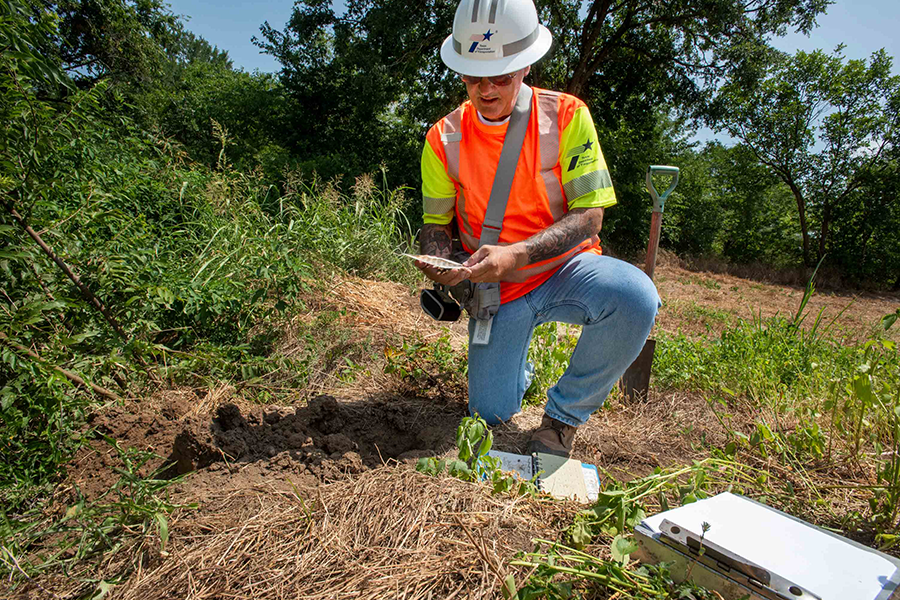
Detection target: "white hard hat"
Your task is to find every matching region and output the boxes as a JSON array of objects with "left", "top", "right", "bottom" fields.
[{"left": 440, "top": 0, "right": 552, "bottom": 77}]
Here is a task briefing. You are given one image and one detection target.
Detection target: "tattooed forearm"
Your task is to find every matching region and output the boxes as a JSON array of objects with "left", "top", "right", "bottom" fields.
[
  {"left": 524, "top": 208, "right": 602, "bottom": 265},
  {"left": 420, "top": 223, "right": 454, "bottom": 258}
]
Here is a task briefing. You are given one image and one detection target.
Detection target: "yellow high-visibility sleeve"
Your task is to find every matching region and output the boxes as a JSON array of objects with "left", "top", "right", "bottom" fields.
[
  {"left": 560, "top": 106, "right": 616, "bottom": 210},
  {"left": 421, "top": 142, "right": 456, "bottom": 225}
]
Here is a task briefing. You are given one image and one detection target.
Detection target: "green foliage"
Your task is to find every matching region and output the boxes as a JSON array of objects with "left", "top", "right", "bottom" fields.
[
  {"left": 511, "top": 459, "right": 776, "bottom": 598},
  {"left": 255, "top": 0, "right": 449, "bottom": 186},
  {"left": 48, "top": 0, "right": 183, "bottom": 88},
  {"left": 712, "top": 47, "right": 900, "bottom": 271},
  {"left": 0, "top": 0, "right": 419, "bottom": 495},
  {"left": 598, "top": 112, "right": 694, "bottom": 257},
  {"left": 511, "top": 539, "right": 722, "bottom": 599},
  {"left": 416, "top": 415, "right": 537, "bottom": 496},
  {"left": 383, "top": 332, "right": 467, "bottom": 391},
  {"left": 0, "top": 439, "right": 193, "bottom": 583},
  {"left": 140, "top": 63, "right": 290, "bottom": 170},
  {"left": 280, "top": 169, "right": 418, "bottom": 281},
  {"left": 653, "top": 306, "right": 855, "bottom": 400},
  {"left": 680, "top": 143, "right": 801, "bottom": 266},
  {"left": 827, "top": 148, "right": 900, "bottom": 288},
  {"left": 523, "top": 322, "right": 579, "bottom": 406},
  {"left": 567, "top": 458, "right": 768, "bottom": 550}
]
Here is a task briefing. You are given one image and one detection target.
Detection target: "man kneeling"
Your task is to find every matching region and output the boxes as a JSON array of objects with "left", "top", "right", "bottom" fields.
[{"left": 414, "top": 0, "right": 659, "bottom": 457}]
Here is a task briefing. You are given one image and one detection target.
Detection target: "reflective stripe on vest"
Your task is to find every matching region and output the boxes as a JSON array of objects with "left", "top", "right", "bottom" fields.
[
  {"left": 439, "top": 90, "right": 565, "bottom": 240},
  {"left": 536, "top": 90, "right": 564, "bottom": 221},
  {"left": 440, "top": 107, "right": 464, "bottom": 182},
  {"left": 440, "top": 107, "right": 475, "bottom": 237}
]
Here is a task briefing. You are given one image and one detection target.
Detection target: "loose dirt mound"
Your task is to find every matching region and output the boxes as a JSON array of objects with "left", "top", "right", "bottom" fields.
[
  {"left": 71, "top": 392, "right": 466, "bottom": 502},
  {"left": 171, "top": 394, "right": 462, "bottom": 477}
]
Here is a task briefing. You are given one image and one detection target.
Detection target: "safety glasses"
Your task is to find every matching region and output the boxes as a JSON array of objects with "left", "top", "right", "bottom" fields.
[{"left": 460, "top": 73, "right": 517, "bottom": 86}]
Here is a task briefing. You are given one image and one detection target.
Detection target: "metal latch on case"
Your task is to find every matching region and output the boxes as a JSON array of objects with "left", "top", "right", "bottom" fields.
[{"left": 658, "top": 519, "right": 821, "bottom": 600}]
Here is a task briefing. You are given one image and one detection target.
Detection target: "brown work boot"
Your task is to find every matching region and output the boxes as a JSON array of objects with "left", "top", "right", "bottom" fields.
[{"left": 526, "top": 415, "right": 577, "bottom": 457}]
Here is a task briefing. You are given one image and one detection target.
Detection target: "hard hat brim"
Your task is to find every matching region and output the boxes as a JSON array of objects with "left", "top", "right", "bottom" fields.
[{"left": 440, "top": 25, "right": 552, "bottom": 77}]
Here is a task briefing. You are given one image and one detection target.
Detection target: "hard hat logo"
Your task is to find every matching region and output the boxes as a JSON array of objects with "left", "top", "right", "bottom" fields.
[
  {"left": 441, "top": 0, "right": 552, "bottom": 77},
  {"left": 469, "top": 30, "right": 498, "bottom": 54}
]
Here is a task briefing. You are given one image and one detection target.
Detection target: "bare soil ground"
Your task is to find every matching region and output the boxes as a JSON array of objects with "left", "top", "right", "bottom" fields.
[
  {"left": 653, "top": 254, "right": 898, "bottom": 342},
  {"left": 12, "top": 262, "right": 899, "bottom": 599}
]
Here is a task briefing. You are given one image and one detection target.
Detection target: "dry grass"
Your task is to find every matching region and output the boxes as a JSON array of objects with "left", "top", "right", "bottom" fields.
[
  {"left": 653, "top": 262, "right": 898, "bottom": 342},
  {"left": 101, "top": 467, "right": 573, "bottom": 600},
  {"left": 13, "top": 258, "right": 897, "bottom": 599}
]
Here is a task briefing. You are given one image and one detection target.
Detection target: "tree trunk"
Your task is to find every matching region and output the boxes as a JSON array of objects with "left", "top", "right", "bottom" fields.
[
  {"left": 789, "top": 182, "right": 812, "bottom": 267},
  {"left": 818, "top": 202, "right": 832, "bottom": 262},
  {"left": 567, "top": 59, "right": 591, "bottom": 98}
]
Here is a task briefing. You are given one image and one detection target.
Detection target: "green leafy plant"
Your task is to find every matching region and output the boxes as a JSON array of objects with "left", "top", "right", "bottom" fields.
[
  {"left": 568, "top": 458, "right": 776, "bottom": 550},
  {"left": 384, "top": 332, "right": 467, "bottom": 392},
  {"left": 523, "top": 323, "right": 579, "bottom": 406},
  {"left": 0, "top": 439, "right": 194, "bottom": 585},
  {"left": 511, "top": 539, "right": 722, "bottom": 599},
  {"left": 416, "top": 415, "right": 536, "bottom": 495}
]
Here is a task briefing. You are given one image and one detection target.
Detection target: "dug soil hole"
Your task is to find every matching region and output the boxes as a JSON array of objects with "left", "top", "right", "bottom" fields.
[
  {"left": 171, "top": 394, "right": 465, "bottom": 477},
  {"left": 74, "top": 392, "right": 467, "bottom": 501}
]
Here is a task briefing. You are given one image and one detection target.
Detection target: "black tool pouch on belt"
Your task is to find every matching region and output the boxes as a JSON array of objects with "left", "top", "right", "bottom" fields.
[
  {"left": 420, "top": 285, "right": 461, "bottom": 321},
  {"left": 420, "top": 247, "right": 473, "bottom": 322},
  {"left": 421, "top": 280, "right": 499, "bottom": 322}
]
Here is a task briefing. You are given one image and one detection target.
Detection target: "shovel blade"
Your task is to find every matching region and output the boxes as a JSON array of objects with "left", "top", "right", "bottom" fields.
[{"left": 620, "top": 338, "right": 656, "bottom": 401}]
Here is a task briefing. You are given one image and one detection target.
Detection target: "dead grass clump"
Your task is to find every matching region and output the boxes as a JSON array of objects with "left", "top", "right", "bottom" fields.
[
  {"left": 649, "top": 248, "right": 688, "bottom": 271},
  {"left": 113, "top": 466, "right": 572, "bottom": 600}
]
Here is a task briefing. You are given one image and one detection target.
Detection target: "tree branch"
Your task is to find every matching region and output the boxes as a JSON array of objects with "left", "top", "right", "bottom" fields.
[
  {"left": 2, "top": 192, "right": 128, "bottom": 340},
  {"left": 0, "top": 332, "right": 121, "bottom": 402}
]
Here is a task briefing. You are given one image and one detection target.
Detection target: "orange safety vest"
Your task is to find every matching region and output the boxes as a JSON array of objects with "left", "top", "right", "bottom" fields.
[{"left": 424, "top": 86, "right": 606, "bottom": 304}]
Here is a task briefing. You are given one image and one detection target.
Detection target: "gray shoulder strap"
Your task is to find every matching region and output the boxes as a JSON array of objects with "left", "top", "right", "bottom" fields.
[{"left": 479, "top": 84, "right": 534, "bottom": 248}]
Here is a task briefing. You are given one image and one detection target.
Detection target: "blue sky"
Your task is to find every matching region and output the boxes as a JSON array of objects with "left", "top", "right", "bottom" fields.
[
  {"left": 165, "top": 0, "right": 898, "bottom": 144},
  {"left": 166, "top": 0, "right": 900, "bottom": 75}
]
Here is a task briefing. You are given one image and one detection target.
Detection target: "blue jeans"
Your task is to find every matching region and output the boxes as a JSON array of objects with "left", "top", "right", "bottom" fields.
[{"left": 467, "top": 253, "right": 660, "bottom": 427}]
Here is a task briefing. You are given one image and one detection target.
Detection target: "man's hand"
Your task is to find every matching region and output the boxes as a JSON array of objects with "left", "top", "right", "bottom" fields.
[
  {"left": 463, "top": 207, "right": 603, "bottom": 283},
  {"left": 416, "top": 222, "right": 472, "bottom": 285},
  {"left": 464, "top": 244, "right": 527, "bottom": 283},
  {"left": 415, "top": 261, "right": 472, "bottom": 286}
]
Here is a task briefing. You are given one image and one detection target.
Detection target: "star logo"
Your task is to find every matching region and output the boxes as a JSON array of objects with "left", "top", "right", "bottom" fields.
[
  {"left": 565, "top": 139, "right": 597, "bottom": 171},
  {"left": 482, "top": 29, "right": 494, "bottom": 41}
]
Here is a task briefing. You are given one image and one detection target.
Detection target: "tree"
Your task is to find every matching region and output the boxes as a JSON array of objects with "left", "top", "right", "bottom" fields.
[
  {"left": 27, "top": 0, "right": 180, "bottom": 88},
  {"left": 706, "top": 143, "right": 800, "bottom": 266},
  {"left": 538, "top": 0, "right": 827, "bottom": 99},
  {"left": 254, "top": 0, "right": 460, "bottom": 186},
  {"left": 711, "top": 48, "right": 900, "bottom": 267},
  {"left": 139, "top": 62, "right": 289, "bottom": 169},
  {"left": 827, "top": 145, "right": 900, "bottom": 287},
  {"left": 254, "top": 0, "right": 827, "bottom": 191}
]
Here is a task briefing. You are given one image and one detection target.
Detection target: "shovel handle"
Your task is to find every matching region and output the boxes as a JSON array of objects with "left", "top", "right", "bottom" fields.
[
  {"left": 646, "top": 165, "right": 680, "bottom": 213},
  {"left": 644, "top": 165, "right": 679, "bottom": 280},
  {"left": 646, "top": 211, "right": 662, "bottom": 281}
]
